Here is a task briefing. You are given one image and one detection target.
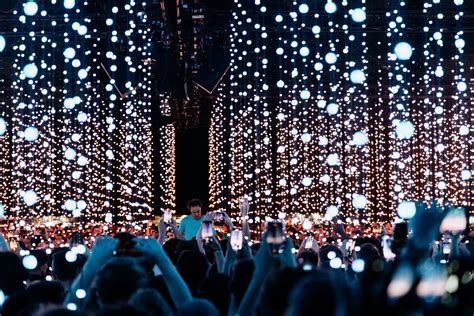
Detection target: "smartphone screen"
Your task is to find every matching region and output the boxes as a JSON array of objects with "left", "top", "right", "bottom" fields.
[
  {"left": 163, "top": 209, "right": 172, "bottom": 223},
  {"left": 266, "top": 221, "right": 286, "bottom": 255},
  {"left": 201, "top": 221, "right": 213, "bottom": 239},
  {"left": 230, "top": 229, "right": 243, "bottom": 251}
]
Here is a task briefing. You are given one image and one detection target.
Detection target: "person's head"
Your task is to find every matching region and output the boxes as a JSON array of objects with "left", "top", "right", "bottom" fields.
[
  {"left": 94, "top": 257, "right": 149, "bottom": 306},
  {"left": 230, "top": 258, "right": 255, "bottom": 306},
  {"left": 128, "top": 289, "right": 172, "bottom": 316},
  {"left": 175, "top": 299, "right": 220, "bottom": 316},
  {"left": 199, "top": 273, "right": 231, "bottom": 316},
  {"left": 187, "top": 199, "right": 203, "bottom": 220},
  {"left": 51, "top": 249, "right": 86, "bottom": 282},
  {"left": 176, "top": 250, "right": 210, "bottom": 296},
  {"left": 0, "top": 252, "right": 28, "bottom": 295}
]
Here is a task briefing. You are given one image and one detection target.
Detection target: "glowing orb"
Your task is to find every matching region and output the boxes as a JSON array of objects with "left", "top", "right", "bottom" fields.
[
  {"left": 312, "top": 26, "right": 321, "bottom": 34},
  {"left": 314, "top": 62, "right": 323, "bottom": 71},
  {"left": 78, "top": 69, "right": 88, "bottom": 79},
  {"left": 454, "top": 0, "right": 463, "bottom": 5},
  {"left": 350, "top": 70, "right": 366, "bottom": 84},
  {"left": 65, "top": 251, "right": 77, "bottom": 263},
  {"left": 435, "top": 66, "right": 444, "bottom": 77},
  {"left": 64, "top": 97, "right": 76, "bottom": 109},
  {"left": 394, "top": 42, "right": 413, "bottom": 60},
  {"left": 63, "top": 47, "right": 76, "bottom": 59},
  {"left": 0, "top": 35, "right": 6, "bottom": 53},
  {"left": 105, "top": 212, "right": 113, "bottom": 223},
  {"left": 277, "top": 80, "right": 285, "bottom": 88},
  {"left": 302, "top": 177, "right": 312, "bottom": 187},
  {"left": 459, "top": 125, "right": 469, "bottom": 136},
  {"left": 299, "top": 46, "right": 310, "bottom": 57},
  {"left": 326, "top": 153, "right": 339, "bottom": 166},
  {"left": 77, "top": 112, "right": 88, "bottom": 122},
  {"left": 352, "top": 194, "right": 367, "bottom": 209},
  {"left": 352, "top": 131, "right": 368, "bottom": 146},
  {"left": 64, "top": 0, "right": 75, "bottom": 9},
  {"left": 461, "top": 170, "right": 471, "bottom": 181},
  {"left": 395, "top": 120, "right": 415, "bottom": 140},
  {"left": 352, "top": 259, "right": 365, "bottom": 273},
  {"left": 77, "top": 200, "right": 87, "bottom": 210},
  {"left": 24, "top": 126, "right": 39, "bottom": 141},
  {"left": 457, "top": 81, "right": 467, "bottom": 92},
  {"left": 325, "top": 52, "right": 337, "bottom": 64},
  {"left": 23, "top": 63, "right": 39, "bottom": 78},
  {"left": 0, "top": 118, "right": 6, "bottom": 136},
  {"left": 397, "top": 201, "right": 416, "bottom": 219},
  {"left": 319, "top": 136, "right": 329, "bottom": 145},
  {"left": 77, "top": 156, "right": 88, "bottom": 166},
  {"left": 300, "top": 89, "right": 311, "bottom": 100},
  {"left": 64, "top": 148, "right": 77, "bottom": 160},
  {"left": 299, "top": 4, "right": 309, "bottom": 14},
  {"left": 23, "top": 255, "right": 38, "bottom": 270},
  {"left": 302, "top": 219, "right": 312, "bottom": 230},
  {"left": 325, "top": 1, "right": 337, "bottom": 14},
  {"left": 301, "top": 133, "right": 311, "bottom": 143},
  {"left": 351, "top": 8, "right": 366, "bottom": 23},
  {"left": 275, "top": 15, "right": 283, "bottom": 22},
  {"left": 24, "top": 1, "right": 39, "bottom": 16},
  {"left": 23, "top": 190, "right": 38, "bottom": 206},
  {"left": 65, "top": 199, "right": 77, "bottom": 211},
  {"left": 455, "top": 38, "right": 465, "bottom": 49},
  {"left": 326, "top": 205, "right": 339, "bottom": 218},
  {"left": 326, "top": 103, "right": 339, "bottom": 115},
  {"left": 78, "top": 25, "right": 88, "bottom": 35}
]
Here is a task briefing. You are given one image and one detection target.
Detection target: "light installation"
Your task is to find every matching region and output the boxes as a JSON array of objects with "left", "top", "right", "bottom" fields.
[
  {"left": 0, "top": 0, "right": 175, "bottom": 225},
  {"left": 209, "top": 0, "right": 472, "bottom": 226}
]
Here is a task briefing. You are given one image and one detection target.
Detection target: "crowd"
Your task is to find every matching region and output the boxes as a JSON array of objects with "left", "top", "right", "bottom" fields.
[{"left": 0, "top": 198, "right": 473, "bottom": 316}]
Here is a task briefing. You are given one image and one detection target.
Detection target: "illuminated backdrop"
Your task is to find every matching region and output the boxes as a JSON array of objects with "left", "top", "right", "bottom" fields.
[{"left": 209, "top": 0, "right": 472, "bottom": 225}]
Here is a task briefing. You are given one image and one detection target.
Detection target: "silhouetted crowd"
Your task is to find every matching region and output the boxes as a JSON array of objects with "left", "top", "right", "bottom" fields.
[{"left": 0, "top": 200, "right": 473, "bottom": 316}]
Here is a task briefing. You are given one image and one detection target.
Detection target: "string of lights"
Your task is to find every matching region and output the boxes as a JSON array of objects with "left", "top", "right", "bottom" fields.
[{"left": 209, "top": 0, "right": 473, "bottom": 226}]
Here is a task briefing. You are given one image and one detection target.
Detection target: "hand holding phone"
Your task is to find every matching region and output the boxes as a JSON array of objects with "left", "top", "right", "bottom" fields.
[
  {"left": 230, "top": 229, "right": 243, "bottom": 251},
  {"left": 440, "top": 207, "right": 467, "bottom": 234},
  {"left": 201, "top": 220, "right": 213, "bottom": 240},
  {"left": 163, "top": 209, "right": 172, "bottom": 224},
  {"left": 266, "top": 221, "right": 286, "bottom": 255}
]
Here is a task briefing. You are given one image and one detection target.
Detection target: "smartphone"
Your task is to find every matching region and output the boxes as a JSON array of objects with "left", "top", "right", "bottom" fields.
[
  {"left": 8, "top": 236, "right": 19, "bottom": 252},
  {"left": 304, "top": 236, "right": 314, "bottom": 249},
  {"left": 163, "top": 209, "right": 172, "bottom": 223},
  {"left": 266, "top": 221, "right": 286, "bottom": 255},
  {"left": 201, "top": 220, "right": 213, "bottom": 240},
  {"left": 230, "top": 229, "right": 243, "bottom": 251},
  {"left": 440, "top": 207, "right": 467, "bottom": 234}
]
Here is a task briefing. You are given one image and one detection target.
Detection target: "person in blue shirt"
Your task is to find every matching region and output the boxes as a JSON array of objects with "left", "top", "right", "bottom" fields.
[{"left": 176, "top": 199, "right": 208, "bottom": 240}]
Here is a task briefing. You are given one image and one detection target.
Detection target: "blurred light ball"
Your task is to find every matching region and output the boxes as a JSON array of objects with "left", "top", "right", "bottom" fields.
[
  {"left": 459, "top": 125, "right": 469, "bottom": 136},
  {"left": 397, "top": 201, "right": 416, "bottom": 219},
  {"left": 300, "top": 89, "right": 310, "bottom": 100},
  {"left": 301, "top": 133, "right": 311, "bottom": 143},
  {"left": 24, "top": 1, "right": 39, "bottom": 16},
  {"left": 298, "top": 4, "right": 309, "bottom": 14},
  {"left": 75, "top": 289, "right": 86, "bottom": 299},
  {"left": 352, "top": 194, "right": 368, "bottom": 209},
  {"left": 77, "top": 156, "right": 88, "bottom": 166},
  {"left": 63, "top": 47, "right": 76, "bottom": 59},
  {"left": 325, "top": 52, "right": 337, "bottom": 64},
  {"left": 24, "top": 126, "right": 39, "bottom": 141},
  {"left": 326, "top": 205, "right": 339, "bottom": 218},
  {"left": 351, "top": 8, "right": 366, "bottom": 22},
  {"left": 326, "top": 103, "right": 339, "bottom": 115},
  {"left": 457, "top": 82, "right": 467, "bottom": 92},
  {"left": 105, "top": 212, "right": 113, "bottom": 223},
  {"left": 276, "top": 47, "right": 284, "bottom": 55},
  {"left": 455, "top": 38, "right": 465, "bottom": 49},
  {"left": 77, "top": 112, "right": 88, "bottom": 122},
  {"left": 350, "top": 70, "right": 366, "bottom": 84},
  {"left": 302, "top": 219, "right": 312, "bottom": 230},
  {"left": 302, "top": 177, "right": 312, "bottom": 187},
  {"left": 64, "top": 0, "right": 75, "bottom": 9},
  {"left": 78, "top": 69, "right": 88, "bottom": 79},
  {"left": 317, "top": 100, "right": 327, "bottom": 108},
  {"left": 326, "top": 153, "right": 339, "bottom": 166},
  {"left": 23, "top": 255, "right": 38, "bottom": 270},
  {"left": 299, "top": 46, "right": 310, "bottom": 57},
  {"left": 0, "top": 118, "right": 6, "bottom": 136},
  {"left": 64, "top": 148, "right": 77, "bottom": 160},
  {"left": 72, "top": 209, "right": 81, "bottom": 217},
  {"left": 329, "top": 257, "right": 342, "bottom": 269},
  {"left": 23, "top": 63, "right": 38, "bottom": 78},
  {"left": 454, "top": 0, "right": 463, "bottom": 5},
  {"left": 435, "top": 66, "right": 444, "bottom": 77},
  {"left": 325, "top": 1, "right": 337, "bottom": 14},
  {"left": 395, "top": 120, "right": 415, "bottom": 140},
  {"left": 314, "top": 62, "right": 323, "bottom": 71},
  {"left": 394, "top": 42, "right": 413, "bottom": 60},
  {"left": 0, "top": 35, "right": 5, "bottom": 52},
  {"left": 275, "top": 15, "right": 283, "bottom": 22},
  {"left": 64, "top": 98, "right": 76, "bottom": 109},
  {"left": 78, "top": 25, "right": 88, "bottom": 35},
  {"left": 352, "top": 131, "right": 368, "bottom": 146},
  {"left": 23, "top": 190, "right": 38, "bottom": 206},
  {"left": 65, "top": 251, "right": 77, "bottom": 263},
  {"left": 71, "top": 133, "right": 81, "bottom": 142},
  {"left": 319, "top": 136, "right": 329, "bottom": 146},
  {"left": 77, "top": 200, "right": 87, "bottom": 210},
  {"left": 461, "top": 170, "right": 471, "bottom": 181},
  {"left": 352, "top": 259, "right": 365, "bottom": 273},
  {"left": 277, "top": 80, "right": 285, "bottom": 88},
  {"left": 438, "top": 181, "right": 446, "bottom": 190},
  {"left": 312, "top": 25, "right": 321, "bottom": 34},
  {"left": 65, "top": 199, "right": 76, "bottom": 211}
]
